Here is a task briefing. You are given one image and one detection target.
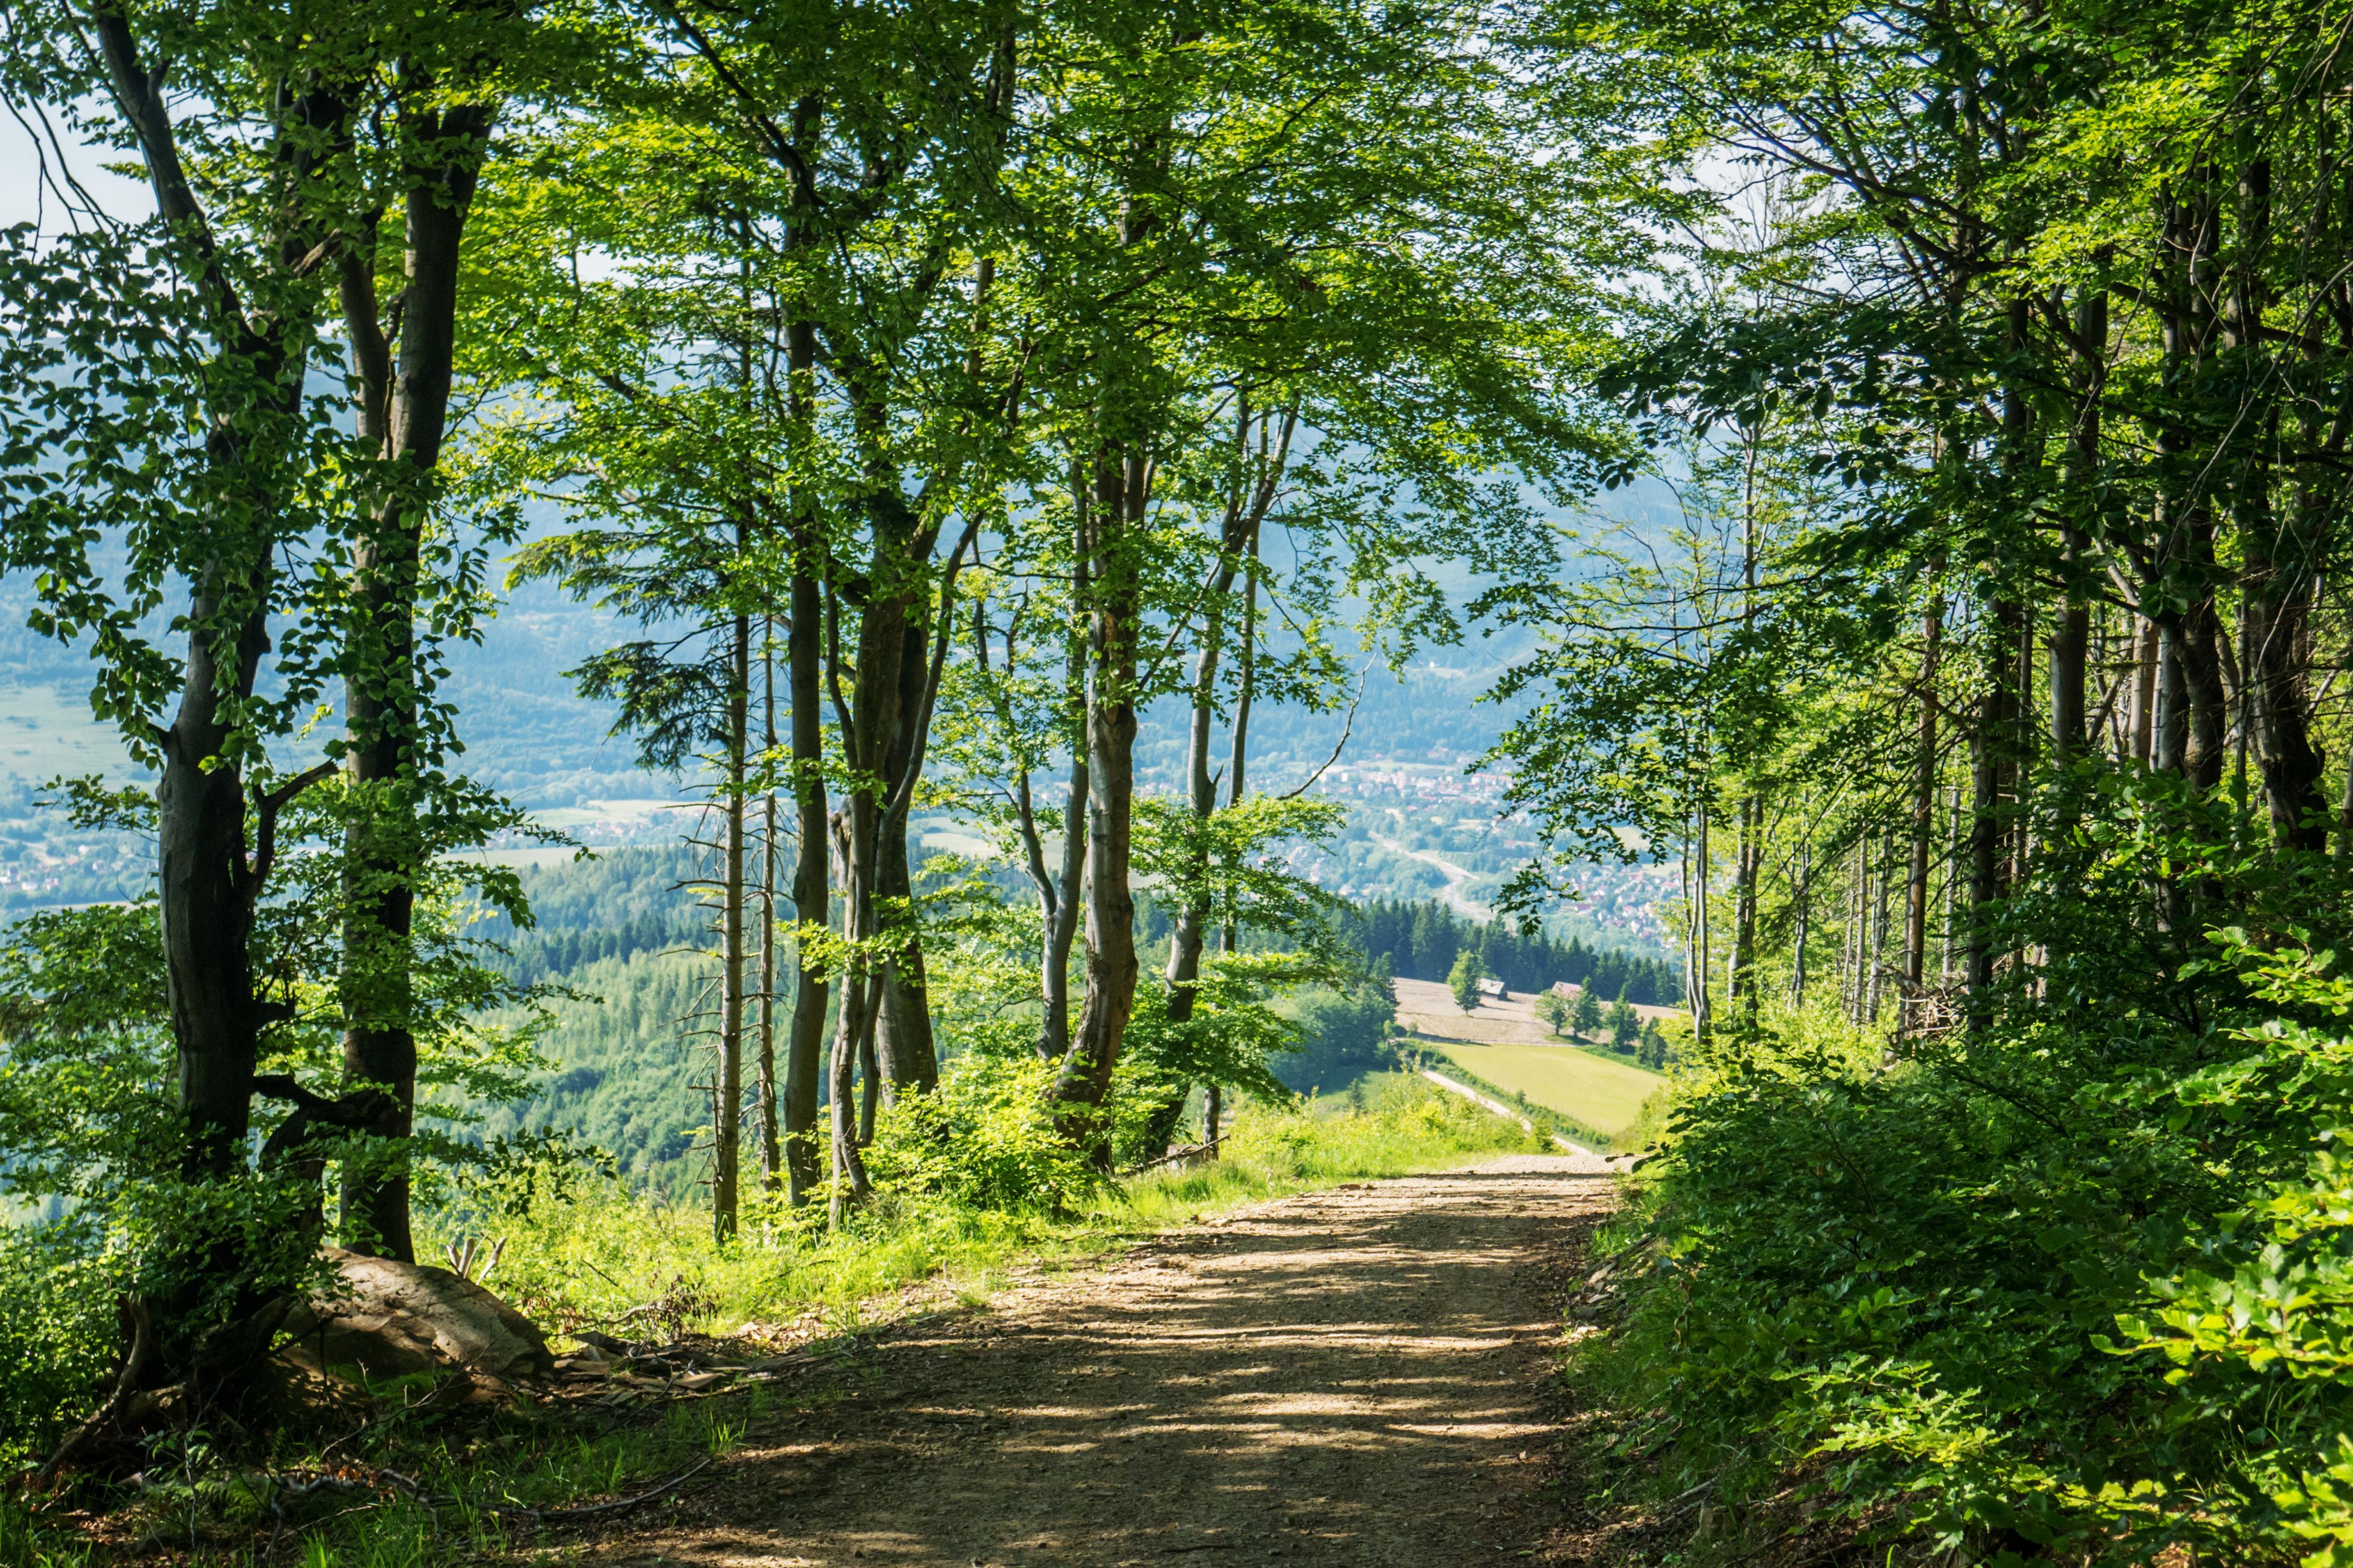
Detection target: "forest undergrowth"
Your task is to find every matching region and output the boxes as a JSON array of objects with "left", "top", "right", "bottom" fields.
[
  {"left": 0, "top": 1081, "right": 1539, "bottom": 1567},
  {"left": 1555, "top": 794, "right": 2353, "bottom": 1567}
]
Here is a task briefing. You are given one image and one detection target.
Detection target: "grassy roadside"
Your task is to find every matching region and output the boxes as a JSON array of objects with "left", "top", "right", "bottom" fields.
[
  {"left": 1425, "top": 1039, "right": 1662, "bottom": 1135},
  {"left": 444, "top": 1079, "right": 1547, "bottom": 1341},
  {"left": 1405, "top": 1048, "right": 1649, "bottom": 1153},
  {"left": 6, "top": 1081, "right": 1541, "bottom": 1568}
]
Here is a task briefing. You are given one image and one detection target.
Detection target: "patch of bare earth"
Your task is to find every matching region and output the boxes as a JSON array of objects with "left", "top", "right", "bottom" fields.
[{"left": 558, "top": 1155, "right": 1617, "bottom": 1567}]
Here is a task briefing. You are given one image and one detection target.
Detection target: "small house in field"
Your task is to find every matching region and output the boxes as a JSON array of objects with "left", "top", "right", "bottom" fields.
[
  {"left": 1477, "top": 976, "right": 1510, "bottom": 1000},
  {"left": 1548, "top": 980, "right": 1583, "bottom": 1000}
]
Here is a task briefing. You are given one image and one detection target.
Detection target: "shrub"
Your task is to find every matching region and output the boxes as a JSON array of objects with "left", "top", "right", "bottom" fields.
[
  {"left": 1581, "top": 790, "right": 2353, "bottom": 1564},
  {"left": 866, "top": 1054, "right": 1095, "bottom": 1213}
]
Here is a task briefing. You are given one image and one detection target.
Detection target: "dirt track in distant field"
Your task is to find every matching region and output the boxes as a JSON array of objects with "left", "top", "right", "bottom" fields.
[{"left": 564, "top": 1155, "right": 1616, "bottom": 1568}]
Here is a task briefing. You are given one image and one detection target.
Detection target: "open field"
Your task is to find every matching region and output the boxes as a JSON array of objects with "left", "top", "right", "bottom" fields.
[
  {"left": 1391, "top": 976, "right": 1674, "bottom": 1133},
  {"left": 1392, "top": 975, "right": 1682, "bottom": 1047},
  {"left": 1425, "top": 1038, "right": 1663, "bottom": 1135}
]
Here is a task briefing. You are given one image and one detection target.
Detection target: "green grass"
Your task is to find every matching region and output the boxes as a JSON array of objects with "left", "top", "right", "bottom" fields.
[
  {"left": 1427, "top": 1040, "right": 1663, "bottom": 1134},
  {"left": 6, "top": 1083, "right": 1542, "bottom": 1568},
  {"left": 452, "top": 1083, "right": 1545, "bottom": 1340},
  {"left": 1305, "top": 1069, "right": 1417, "bottom": 1116}
]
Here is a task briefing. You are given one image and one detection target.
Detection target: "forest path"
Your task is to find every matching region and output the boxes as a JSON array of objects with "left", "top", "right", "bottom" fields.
[{"left": 577, "top": 1154, "right": 1615, "bottom": 1568}]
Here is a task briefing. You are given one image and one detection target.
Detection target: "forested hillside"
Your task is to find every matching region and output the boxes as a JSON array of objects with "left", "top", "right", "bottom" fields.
[
  {"left": 1348, "top": 899, "right": 1678, "bottom": 1004},
  {"left": 454, "top": 847, "right": 1619, "bottom": 1196}
]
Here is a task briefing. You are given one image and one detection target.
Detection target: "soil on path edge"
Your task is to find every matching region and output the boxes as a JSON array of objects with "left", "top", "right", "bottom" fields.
[{"left": 574, "top": 1154, "right": 1617, "bottom": 1568}]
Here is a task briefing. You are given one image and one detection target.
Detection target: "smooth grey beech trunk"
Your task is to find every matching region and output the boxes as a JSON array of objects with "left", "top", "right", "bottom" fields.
[
  {"left": 786, "top": 540, "right": 828, "bottom": 1206},
  {"left": 84, "top": 11, "right": 355, "bottom": 1395},
  {"left": 1053, "top": 451, "right": 1149, "bottom": 1118},
  {"left": 337, "top": 101, "right": 495, "bottom": 1263},
  {"left": 782, "top": 106, "right": 829, "bottom": 1207},
  {"left": 876, "top": 616, "right": 940, "bottom": 1097}
]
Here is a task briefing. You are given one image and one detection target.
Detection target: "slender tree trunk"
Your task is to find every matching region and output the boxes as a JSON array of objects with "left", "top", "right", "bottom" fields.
[
  {"left": 1052, "top": 449, "right": 1147, "bottom": 1115},
  {"left": 2156, "top": 622, "right": 2189, "bottom": 773},
  {"left": 2050, "top": 278, "right": 2104, "bottom": 767},
  {"left": 1968, "top": 601, "right": 2024, "bottom": 1007},
  {"left": 1868, "top": 832, "right": 1893, "bottom": 1024},
  {"left": 1029, "top": 519, "right": 1092, "bottom": 1061},
  {"left": 1730, "top": 794, "right": 1759, "bottom": 1018},
  {"left": 1686, "top": 806, "right": 1711, "bottom": 1038},
  {"left": 714, "top": 611, "right": 749, "bottom": 1241},
  {"left": 858, "top": 1029, "right": 880, "bottom": 1145},
  {"left": 875, "top": 614, "right": 940, "bottom": 1099},
  {"left": 1788, "top": 835, "right": 1810, "bottom": 1007},
  {"left": 826, "top": 574, "right": 902, "bottom": 1214},
  {"left": 2179, "top": 603, "right": 2231, "bottom": 792},
  {"left": 759, "top": 622, "right": 781, "bottom": 1192},
  {"left": 1164, "top": 407, "right": 1289, "bottom": 1034},
  {"left": 1903, "top": 591, "right": 1945, "bottom": 1008},
  {"left": 1164, "top": 599, "right": 1229, "bottom": 1028},
  {"left": 1846, "top": 841, "right": 1865, "bottom": 1025},
  {"left": 782, "top": 191, "right": 828, "bottom": 1204},
  {"left": 2128, "top": 616, "right": 2159, "bottom": 765},
  {"left": 1204, "top": 531, "right": 1258, "bottom": 1161},
  {"left": 2248, "top": 464, "right": 2329, "bottom": 849},
  {"left": 163, "top": 600, "right": 277, "bottom": 1185},
  {"left": 335, "top": 103, "right": 495, "bottom": 1263}
]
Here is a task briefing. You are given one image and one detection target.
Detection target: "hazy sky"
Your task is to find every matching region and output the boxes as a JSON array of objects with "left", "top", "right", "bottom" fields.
[{"left": 1, "top": 107, "right": 149, "bottom": 230}]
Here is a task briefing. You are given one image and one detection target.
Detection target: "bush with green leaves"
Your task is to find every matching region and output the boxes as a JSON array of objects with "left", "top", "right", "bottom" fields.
[
  {"left": 1582, "top": 782, "right": 2353, "bottom": 1564},
  {"left": 865, "top": 1053, "right": 1097, "bottom": 1213},
  {"left": 0, "top": 783, "right": 559, "bottom": 1464}
]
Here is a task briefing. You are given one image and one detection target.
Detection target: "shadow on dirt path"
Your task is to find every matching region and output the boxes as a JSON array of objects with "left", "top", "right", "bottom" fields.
[{"left": 574, "top": 1154, "right": 1615, "bottom": 1568}]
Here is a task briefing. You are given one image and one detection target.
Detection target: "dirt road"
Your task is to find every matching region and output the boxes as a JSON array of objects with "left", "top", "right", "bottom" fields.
[{"left": 577, "top": 1155, "right": 1615, "bottom": 1567}]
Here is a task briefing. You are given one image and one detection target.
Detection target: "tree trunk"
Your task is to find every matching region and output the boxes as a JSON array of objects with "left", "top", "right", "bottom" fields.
[
  {"left": 1903, "top": 591, "right": 1945, "bottom": 999},
  {"left": 1686, "top": 804, "right": 1711, "bottom": 1038},
  {"left": 2127, "top": 616, "right": 2159, "bottom": 766},
  {"left": 2156, "top": 622, "right": 2188, "bottom": 773},
  {"left": 1942, "top": 784, "right": 1962, "bottom": 983},
  {"left": 1867, "top": 832, "right": 1893, "bottom": 1024},
  {"left": 1163, "top": 597, "right": 1226, "bottom": 1029},
  {"left": 1041, "top": 613, "right": 1089, "bottom": 1060},
  {"left": 785, "top": 539, "right": 828, "bottom": 1207},
  {"left": 713, "top": 611, "right": 749, "bottom": 1241},
  {"left": 335, "top": 102, "right": 495, "bottom": 1264},
  {"left": 875, "top": 617, "right": 939, "bottom": 1098},
  {"left": 1052, "top": 448, "right": 1147, "bottom": 1115},
  {"left": 2051, "top": 279, "right": 2105, "bottom": 766},
  {"left": 759, "top": 623, "right": 781, "bottom": 1192},
  {"left": 1968, "top": 600, "right": 2024, "bottom": 1007},
  {"left": 783, "top": 274, "right": 828, "bottom": 1208},
  {"left": 1788, "top": 836, "right": 1809, "bottom": 1007},
  {"left": 163, "top": 601, "right": 276, "bottom": 1183},
  {"left": 2177, "top": 595, "right": 2230, "bottom": 793},
  {"left": 1167, "top": 407, "right": 1291, "bottom": 1031},
  {"left": 824, "top": 564, "right": 903, "bottom": 1215},
  {"left": 86, "top": 14, "right": 350, "bottom": 1392}
]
